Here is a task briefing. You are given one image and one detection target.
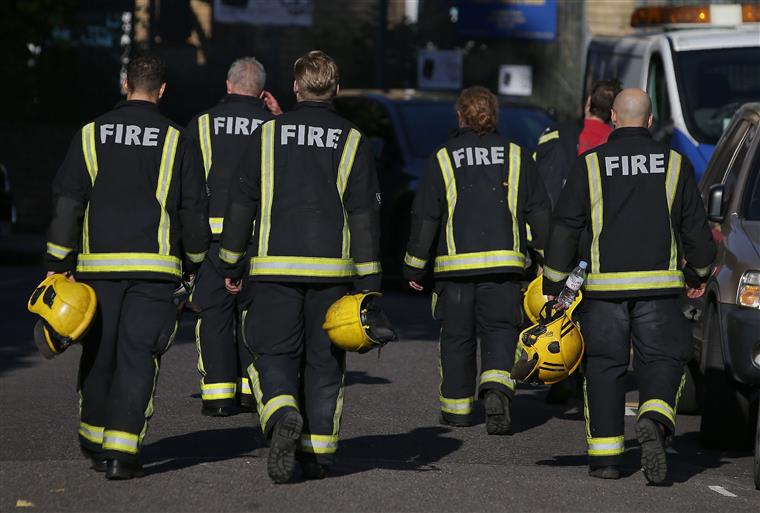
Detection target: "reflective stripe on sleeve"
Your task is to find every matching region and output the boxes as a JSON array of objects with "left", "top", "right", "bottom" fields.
[
  {"left": 337, "top": 129, "right": 361, "bottom": 259},
  {"left": 186, "top": 251, "right": 207, "bottom": 264},
  {"left": 584, "top": 270, "right": 684, "bottom": 292},
  {"left": 198, "top": 113, "right": 213, "bottom": 177},
  {"left": 257, "top": 120, "right": 276, "bottom": 257},
  {"left": 507, "top": 143, "right": 521, "bottom": 252},
  {"left": 240, "top": 377, "right": 252, "bottom": 396},
  {"left": 543, "top": 265, "right": 569, "bottom": 282},
  {"left": 209, "top": 217, "right": 224, "bottom": 235},
  {"left": 300, "top": 434, "right": 339, "bottom": 454},
  {"left": 355, "top": 261, "right": 381, "bottom": 276},
  {"left": 260, "top": 395, "right": 299, "bottom": 432},
  {"left": 538, "top": 130, "right": 559, "bottom": 145},
  {"left": 434, "top": 250, "right": 524, "bottom": 273},
  {"left": 156, "top": 127, "right": 180, "bottom": 256},
  {"left": 201, "top": 382, "right": 236, "bottom": 400},
  {"left": 437, "top": 148, "right": 457, "bottom": 255},
  {"left": 218, "top": 247, "right": 244, "bottom": 265},
  {"left": 81, "top": 122, "right": 99, "bottom": 185},
  {"left": 587, "top": 435, "right": 624, "bottom": 456},
  {"left": 479, "top": 369, "right": 516, "bottom": 391},
  {"left": 250, "top": 256, "right": 355, "bottom": 278},
  {"left": 665, "top": 150, "right": 682, "bottom": 271},
  {"left": 47, "top": 242, "right": 73, "bottom": 260},
  {"left": 404, "top": 252, "right": 427, "bottom": 269},
  {"left": 440, "top": 395, "right": 474, "bottom": 415},
  {"left": 78, "top": 422, "right": 104, "bottom": 444},
  {"left": 692, "top": 265, "right": 712, "bottom": 277},
  {"left": 586, "top": 152, "right": 603, "bottom": 274},
  {"left": 102, "top": 430, "right": 140, "bottom": 455},
  {"left": 77, "top": 252, "right": 182, "bottom": 277},
  {"left": 638, "top": 399, "right": 675, "bottom": 425}
]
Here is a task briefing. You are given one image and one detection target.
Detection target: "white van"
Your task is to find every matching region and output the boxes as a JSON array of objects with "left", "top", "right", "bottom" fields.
[{"left": 584, "top": 5, "right": 760, "bottom": 179}]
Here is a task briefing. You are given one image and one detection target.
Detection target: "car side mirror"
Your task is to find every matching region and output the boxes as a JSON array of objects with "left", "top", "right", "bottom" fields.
[{"left": 707, "top": 184, "right": 725, "bottom": 223}]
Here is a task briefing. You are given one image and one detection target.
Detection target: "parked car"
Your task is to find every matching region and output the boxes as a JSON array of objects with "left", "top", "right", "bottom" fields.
[
  {"left": 333, "top": 89, "right": 554, "bottom": 278},
  {"left": 687, "top": 104, "right": 759, "bottom": 484}
]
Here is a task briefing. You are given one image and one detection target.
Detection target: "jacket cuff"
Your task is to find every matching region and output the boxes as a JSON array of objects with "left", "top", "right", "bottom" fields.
[
  {"left": 403, "top": 264, "right": 427, "bottom": 283},
  {"left": 541, "top": 277, "right": 564, "bottom": 297},
  {"left": 683, "top": 264, "right": 710, "bottom": 288},
  {"left": 354, "top": 274, "right": 382, "bottom": 293}
]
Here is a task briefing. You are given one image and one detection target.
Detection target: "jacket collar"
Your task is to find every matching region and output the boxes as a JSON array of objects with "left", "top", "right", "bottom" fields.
[
  {"left": 220, "top": 94, "right": 266, "bottom": 108},
  {"left": 608, "top": 126, "right": 652, "bottom": 141},
  {"left": 115, "top": 99, "right": 159, "bottom": 111},
  {"left": 292, "top": 100, "right": 335, "bottom": 112}
]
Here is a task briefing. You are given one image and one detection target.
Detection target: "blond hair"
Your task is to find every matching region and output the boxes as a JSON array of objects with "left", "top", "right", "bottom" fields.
[
  {"left": 294, "top": 51, "right": 339, "bottom": 100},
  {"left": 456, "top": 86, "right": 499, "bottom": 136}
]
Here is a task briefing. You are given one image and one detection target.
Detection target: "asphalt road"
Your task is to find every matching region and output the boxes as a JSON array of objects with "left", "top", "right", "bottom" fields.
[{"left": 1, "top": 262, "right": 758, "bottom": 512}]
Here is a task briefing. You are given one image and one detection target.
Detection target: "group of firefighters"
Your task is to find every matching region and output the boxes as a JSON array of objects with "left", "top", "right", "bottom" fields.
[{"left": 33, "top": 49, "right": 716, "bottom": 486}]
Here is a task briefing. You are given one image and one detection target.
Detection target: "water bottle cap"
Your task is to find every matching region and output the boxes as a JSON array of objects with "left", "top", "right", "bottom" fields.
[{"left": 579, "top": 261, "right": 588, "bottom": 270}]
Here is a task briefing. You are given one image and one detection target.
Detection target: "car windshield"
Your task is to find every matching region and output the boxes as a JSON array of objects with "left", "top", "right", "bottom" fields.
[
  {"left": 676, "top": 47, "right": 760, "bottom": 145},
  {"left": 744, "top": 149, "right": 760, "bottom": 221},
  {"left": 396, "top": 102, "right": 553, "bottom": 159}
]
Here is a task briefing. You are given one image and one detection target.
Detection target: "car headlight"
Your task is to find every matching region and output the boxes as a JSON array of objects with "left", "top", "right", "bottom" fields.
[{"left": 737, "top": 271, "right": 760, "bottom": 309}]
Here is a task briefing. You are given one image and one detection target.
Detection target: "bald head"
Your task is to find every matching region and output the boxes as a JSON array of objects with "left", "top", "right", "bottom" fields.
[{"left": 611, "top": 88, "right": 653, "bottom": 128}]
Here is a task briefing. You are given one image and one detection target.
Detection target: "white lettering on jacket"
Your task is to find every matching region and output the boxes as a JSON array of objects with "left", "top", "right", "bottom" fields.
[
  {"left": 451, "top": 147, "right": 506, "bottom": 168},
  {"left": 604, "top": 154, "right": 666, "bottom": 176},
  {"left": 280, "top": 125, "right": 342, "bottom": 148},
  {"left": 100, "top": 124, "right": 160, "bottom": 146},
  {"left": 212, "top": 116, "right": 263, "bottom": 136}
]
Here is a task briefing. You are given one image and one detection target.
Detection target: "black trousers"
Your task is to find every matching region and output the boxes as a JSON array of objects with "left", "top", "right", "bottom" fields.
[
  {"left": 193, "top": 242, "right": 253, "bottom": 407},
  {"left": 580, "top": 296, "right": 692, "bottom": 467},
  {"left": 435, "top": 278, "right": 523, "bottom": 424},
  {"left": 77, "top": 279, "right": 177, "bottom": 463},
  {"left": 245, "top": 281, "right": 350, "bottom": 465}
]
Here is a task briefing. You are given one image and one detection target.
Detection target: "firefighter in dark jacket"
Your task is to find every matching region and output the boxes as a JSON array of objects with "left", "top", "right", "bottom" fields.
[
  {"left": 185, "top": 57, "right": 279, "bottom": 417},
  {"left": 542, "top": 88, "right": 716, "bottom": 484},
  {"left": 44, "top": 54, "right": 210, "bottom": 479},
  {"left": 403, "top": 86, "right": 552, "bottom": 435},
  {"left": 219, "top": 51, "right": 381, "bottom": 483}
]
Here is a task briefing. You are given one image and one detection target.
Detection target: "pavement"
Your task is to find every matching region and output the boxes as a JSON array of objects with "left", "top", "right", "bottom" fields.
[{"left": 0, "top": 260, "right": 758, "bottom": 512}]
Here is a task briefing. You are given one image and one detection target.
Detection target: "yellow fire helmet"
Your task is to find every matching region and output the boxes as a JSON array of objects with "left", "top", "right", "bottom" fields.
[
  {"left": 511, "top": 299, "right": 584, "bottom": 385},
  {"left": 27, "top": 274, "right": 97, "bottom": 359},
  {"left": 323, "top": 292, "right": 398, "bottom": 353},
  {"left": 523, "top": 274, "right": 583, "bottom": 324}
]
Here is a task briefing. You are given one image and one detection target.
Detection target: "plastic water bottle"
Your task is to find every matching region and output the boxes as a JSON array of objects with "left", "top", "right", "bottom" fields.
[{"left": 556, "top": 261, "right": 587, "bottom": 310}]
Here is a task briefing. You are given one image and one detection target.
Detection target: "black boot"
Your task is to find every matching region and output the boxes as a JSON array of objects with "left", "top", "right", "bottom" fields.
[
  {"left": 81, "top": 447, "right": 107, "bottom": 473},
  {"left": 299, "top": 454, "right": 329, "bottom": 480},
  {"left": 267, "top": 411, "right": 303, "bottom": 484},
  {"left": 105, "top": 459, "right": 144, "bottom": 480},
  {"left": 201, "top": 402, "right": 236, "bottom": 417},
  {"left": 636, "top": 417, "right": 667, "bottom": 484},
  {"left": 484, "top": 391, "right": 511, "bottom": 435}
]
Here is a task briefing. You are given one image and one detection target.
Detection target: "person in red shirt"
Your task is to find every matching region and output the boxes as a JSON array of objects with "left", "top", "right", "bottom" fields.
[{"left": 577, "top": 80, "right": 622, "bottom": 155}]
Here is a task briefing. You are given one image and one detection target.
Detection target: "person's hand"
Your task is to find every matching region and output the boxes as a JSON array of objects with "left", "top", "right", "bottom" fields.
[
  {"left": 260, "top": 90, "right": 283, "bottom": 115},
  {"left": 686, "top": 283, "right": 706, "bottom": 299},
  {"left": 225, "top": 277, "right": 242, "bottom": 295},
  {"left": 47, "top": 271, "right": 75, "bottom": 282},
  {"left": 408, "top": 280, "right": 424, "bottom": 292}
]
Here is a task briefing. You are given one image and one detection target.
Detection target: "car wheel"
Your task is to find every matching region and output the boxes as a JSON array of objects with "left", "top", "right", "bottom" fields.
[
  {"left": 677, "top": 360, "right": 701, "bottom": 415},
  {"left": 699, "top": 305, "right": 753, "bottom": 450}
]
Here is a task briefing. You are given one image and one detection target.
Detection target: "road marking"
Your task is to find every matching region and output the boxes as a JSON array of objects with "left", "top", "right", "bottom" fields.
[
  {"left": 708, "top": 485, "right": 737, "bottom": 497},
  {"left": 625, "top": 407, "right": 637, "bottom": 416}
]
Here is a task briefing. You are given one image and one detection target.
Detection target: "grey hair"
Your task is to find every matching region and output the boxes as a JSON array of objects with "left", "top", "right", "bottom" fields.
[{"left": 227, "top": 57, "right": 266, "bottom": 95}]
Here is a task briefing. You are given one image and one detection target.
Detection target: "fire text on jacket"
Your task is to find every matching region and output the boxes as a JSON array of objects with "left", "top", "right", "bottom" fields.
[
  {"left": 604, "top": 154, "right": 666, "bottom": 176},
  {"left": 280, "top": 125, "right": 343, "bottom": 148},
  {"left": 213, "top": 116, "right": 264, "bottom": 136},
  {"left": 451, "top": 146, "right": 506, "bottom": 168},
  {"left": 99, "top": 124, "right": 160, "bottom": 146}
]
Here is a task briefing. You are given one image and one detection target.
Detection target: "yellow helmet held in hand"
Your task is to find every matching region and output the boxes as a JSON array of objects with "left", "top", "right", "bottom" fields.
[
  {"left": 511, "top": 299, "right": 584, "bottom": 385},
  {"left": 323, "top": 292, "right": 398, "bottom": 353},
  {"left": 523, "top": 275, "right": 548, "bottom": 324},
  {"left": 27, "top": 274, "right": 97, "bottom": 359}
]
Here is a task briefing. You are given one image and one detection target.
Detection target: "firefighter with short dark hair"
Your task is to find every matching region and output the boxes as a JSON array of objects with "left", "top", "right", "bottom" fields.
[
  {"left": 185, "top": 57, "right": 278, "bottom": 417},
  {"left": 403, "top": 86, "right": 551, "bottom": 435},
  {"left": 220, "top": 50, "right": 381, "bottom": 483},
  {"left": 44, "top": 53, "right": 210, "bottom": 479},
  {"left": 542, "top": 88, "right": 715, "bottom": 483}
]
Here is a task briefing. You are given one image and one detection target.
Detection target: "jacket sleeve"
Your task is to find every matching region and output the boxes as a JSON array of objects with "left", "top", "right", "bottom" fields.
[
  {"left": 402, "top": 153, "right": 444, "bottom": 282},
  {"left": 343, "top": 134, "right": 383, "bottom": 292},
  {"left": 677, "top": 157, "right": 716, "bottom": 287},
  {"left": 45, "top": 129, "right": 90, "bottom": 273},
  {"left": 219, "top": 124, "right": 263, "bottom": 281},
  {"left": 177, "top": 133, "right": 211, "bottom": 273},
  {"left": 521, "top": 150, "right": 552, "bottom": 255},
  {"left": 534, "top": 126, "right": 564, "bottom": 209},
  {"left": 542, "top": 156, "right": 589, "bottom": 296}
]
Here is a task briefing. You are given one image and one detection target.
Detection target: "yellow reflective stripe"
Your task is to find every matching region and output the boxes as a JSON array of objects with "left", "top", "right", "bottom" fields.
[
  {"left": 434, "top": 250, "right": 524, "bottom": 273},
  {"left": 638, "top": 399, "right": 675, "bottom": 425},
  {"left": 665, "top": 150, "right": 682, "bottom": 271},
  {"left": 250, "top": 256, "right": 355, "bottom": 278},
  {"left": 81, "top": 122, "right": 98, "bottom": 186},
  {"left": 585, "top": 270, "right": 684, "bottom": 292},
  {"left": 587, "top": 435, "right": 624, "bottom": 456},
  {"left": 693, "top": 265, "right": 711, "bottom": 277},
  {"left": 201, "top": 382, "right": 236, "bottom": 400},
  {"left": 240, "top": 378, "right": 252, "bottom": 396},
  {"left": 586, "top": 152, "right": 603, "bottom": 274},
  {"left": 260, "top": 395, "right": 299, "bottom": 432},
  {"left": 78, "top": 422, "right": 104, "bottom": 444},
  {"left": 440, "top": 395, "right": 474, "bottom": 414},
  {"left": 437, "top": 148, "right": 457, "bottom": 255},
  {"left": 218, "top": 247, "right": 243, "bottom": 265},
  {"left": 139, "top": 354, "right": 161, "bottom": 446},
  {"left": 582, "top": 377, "right": 591, "bottom": 439},
  {"left": 247, "top": 363, "right": 266, "bottom": 425},
  {"left": 102, "top": 430, "right": 139, "bottom": 454},
  {"left": 198, "top": 113, "right": 212, "bottom": 178},
  {"left": 507, "top": 143, "right": 521, "bottom": 252},
  {"left": 156, "top": 126, "right": 180, "bottom": 256},
  {"left": 82, "top": 204, "right": 91, "bottom": 254},
  {"left": 300, "top": 434, "right": 339, "bottom": 454},
  {"left": 257, "top": 120, "right": 276, "bottom": 257},
  {"left": 404, "top": 252, "right": 427, "bottom": 269},
  {"left": 355, "top": 261, "right": 381, "bottom": 276},
  {"left": 479, "top": 369, "right": 516, "bottom": 391},
  {"left": 538, "top": 130, "right": 559, "bottom": 145},
  {"left": 186, "top": 251, "right": 207, "bottom": 264},
  {"left": 337, "top": 129, "right": 361, "bottom": 259},
  {"left": 76, "top": 252, "right": 182, "bottom": 277},
  {"left": 543, "top": 265, "right": 569, "bottom": 282},
  {"left": 47, "top": 242, "right": 72, "bottom": 260},
  {"left": 209, "top": 217, "right": 224, "bottom": 235}
]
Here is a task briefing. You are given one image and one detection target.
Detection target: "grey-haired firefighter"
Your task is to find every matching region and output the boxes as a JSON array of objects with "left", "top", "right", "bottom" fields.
[
  {"left": 542, "top": 88, "right": 715, "bottom": 483},
  {"left": 43, "top": 54, "right": 210, "bottom": 479},
  {"left": 403, "top": 86, "right": 551, "bottom": 435},
  {"left": 219, "top": 51, "right": 381, "bottom": 483}
]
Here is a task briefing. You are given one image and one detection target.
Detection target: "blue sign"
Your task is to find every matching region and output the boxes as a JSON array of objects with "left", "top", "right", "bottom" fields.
[{"left": 456, "top": 0, "right": 557, "bottom": 41}]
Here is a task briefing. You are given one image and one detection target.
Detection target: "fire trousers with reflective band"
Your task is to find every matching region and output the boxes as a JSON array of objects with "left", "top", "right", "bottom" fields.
[
  {"left": 193, "top": 242, "right": 253, "bottom": 408},
  {"left": 77, "top": 280, "right": 177, "bottom": 463},
  {"left": 246, "top": 281, "right": 350, "bottom": 465},
  {"left": 435, "top": 278, "right": 522, "bottom": 424},
  {"left": 580, "top": 296, "right": 691, "bottom": 467}
]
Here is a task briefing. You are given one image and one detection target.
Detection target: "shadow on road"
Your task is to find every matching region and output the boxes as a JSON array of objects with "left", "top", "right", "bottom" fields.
[
  {"left": 346, "top": 370, "right": 392, "bottom": 387},
  {"left": 335, "top": 426, "right": 463, "bottom": 475}
]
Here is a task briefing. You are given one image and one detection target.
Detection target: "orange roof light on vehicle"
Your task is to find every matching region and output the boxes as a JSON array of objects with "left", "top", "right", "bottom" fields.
[
  {"left": 743, "top": 3, "right": 760, "bottom": 22},
  {"left": 631, "top": 4, "right": 757, "bottom": 27}
]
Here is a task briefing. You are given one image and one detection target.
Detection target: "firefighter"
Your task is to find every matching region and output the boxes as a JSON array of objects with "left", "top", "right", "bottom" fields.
[
  {"left": 219, "top": 50, "right": 381, "bottom": 483},
  {"left": 403, "top": 86, "right": 551, "bottom": 435},
  {"left": 43, "top": 54, "right": 210, "bottom": 479},
  {"left": 542, "top": 88, "right": 715, "bottom": 483},
  {"left": 186, "top": 57, "right": 280, "bottom": 417}
]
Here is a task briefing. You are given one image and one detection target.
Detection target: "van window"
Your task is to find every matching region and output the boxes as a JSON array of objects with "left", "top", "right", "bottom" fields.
[
  {"left": 742, "top": 138, "right": 760, "bottom": 220},
  {"left": 647, "top": 53, "right": 671, "bottom": 140},
  {"left": 724, "top": 124, "right": 756, "bottom": 198}
]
